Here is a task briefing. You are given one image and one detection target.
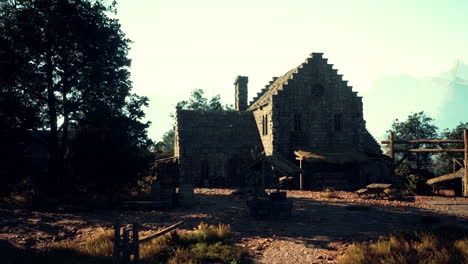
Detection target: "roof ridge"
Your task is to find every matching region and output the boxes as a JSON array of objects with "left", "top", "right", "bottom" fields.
[{"left": 247, "top": 52, "right": 329, "bottom": 109}]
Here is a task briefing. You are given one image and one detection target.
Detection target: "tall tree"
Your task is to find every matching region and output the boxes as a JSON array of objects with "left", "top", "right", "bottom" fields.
[
  {"left": 0, "top": 0, "right": 152, "bottom": 194},
  {"left": 387, "top": 111, "right": 439, "bottom": 172}
]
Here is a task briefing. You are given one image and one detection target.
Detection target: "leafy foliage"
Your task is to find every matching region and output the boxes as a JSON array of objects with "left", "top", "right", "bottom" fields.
[
  {"left": 434, "top": 122, "right": 468, "bottom": 175},
  {"left": 0, "top": 0, "right": 152, "bottom": 196},
  {"left": 388, "top": 111, "right": 438, "bottom": 173}
]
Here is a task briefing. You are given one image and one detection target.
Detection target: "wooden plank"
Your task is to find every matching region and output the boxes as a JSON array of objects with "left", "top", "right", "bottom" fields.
[
  {"left": 138, "top": 221, "right": 184, "bottom": 244},
  {"left": 394, "top": 149, "right": 464, "bottom": 153},
  {"left": 381, "top": 139, "right": 463, "bottom": 144},
  {"left": 464, "top": 129, "right": 468, "bottom": 197},
  {"left": 355, "top": 188, "right": 369, "bottom": 194},
  {"left": 366, "top": 183, "right": 392, "bottom": 189}
]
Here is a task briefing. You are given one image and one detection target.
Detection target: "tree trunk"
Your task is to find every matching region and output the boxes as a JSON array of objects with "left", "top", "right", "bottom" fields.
[{"left": 46, "top": 51, "right": 60, "bottom": 194}]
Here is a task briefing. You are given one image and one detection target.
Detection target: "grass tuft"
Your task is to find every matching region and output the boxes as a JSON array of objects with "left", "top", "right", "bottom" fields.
[
  {"left": 337, "top": 226, "right": 468, "bottom": 264},
  {"left": 321, "top": 188, "right": 339, "bottom": 199}
]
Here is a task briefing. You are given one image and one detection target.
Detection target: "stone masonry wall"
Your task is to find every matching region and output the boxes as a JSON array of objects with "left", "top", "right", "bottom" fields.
[{"left": 174, "top": 110, "right": 261, "bottom": 186}]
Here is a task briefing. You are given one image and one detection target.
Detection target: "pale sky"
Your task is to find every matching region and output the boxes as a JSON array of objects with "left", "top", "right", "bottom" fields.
[{"left": 115, "top": 0, "right": 468, "bottom": 142}]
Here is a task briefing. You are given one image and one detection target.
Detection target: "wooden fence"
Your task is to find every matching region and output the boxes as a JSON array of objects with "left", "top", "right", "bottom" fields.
[
  {"left": 381, "top": 129, "right": 467, "bottom": 196},
  {"left": 113, "top": 221, "right": 184, "bottom": 264}
]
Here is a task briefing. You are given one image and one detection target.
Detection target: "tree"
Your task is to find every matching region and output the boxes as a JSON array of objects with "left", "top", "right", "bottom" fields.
[
  {"left": 155, "top": 89, "right": 232, "bottom": 157},
  {"left": 0, "top": 0, "right": 152, "bottom": 194},
  {"left": 387, "top": 111, "right": 439, "bottom": 172},
  {"left": 435, "top": 122, "right": 468, "bottom": 175}
]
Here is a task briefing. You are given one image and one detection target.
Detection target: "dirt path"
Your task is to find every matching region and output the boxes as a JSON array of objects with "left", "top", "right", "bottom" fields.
[{"left": 1, "top": 189, "right": 468, "bottom": 263}]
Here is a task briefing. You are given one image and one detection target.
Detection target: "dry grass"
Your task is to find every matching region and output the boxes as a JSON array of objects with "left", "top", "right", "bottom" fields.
[
  {"left": 4, "top": 222, "right": 243, "bottom": 264},
  {"left": 337, "top": 226, "right": 468, "bottom": 264},
  {"left": 321, "top": 191, "right": 339, "bottom": 199}
]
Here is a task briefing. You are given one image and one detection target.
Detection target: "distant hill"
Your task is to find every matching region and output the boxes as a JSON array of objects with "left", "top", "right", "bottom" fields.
[{"left": 363, "top": 60, "right": 468, "bottom": 141}]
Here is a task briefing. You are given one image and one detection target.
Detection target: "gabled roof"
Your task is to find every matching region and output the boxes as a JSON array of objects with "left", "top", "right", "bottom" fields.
[
  {"left": 248, "top": 66, "right": 299, "bottom": 109},
  {"left": 176, "top": 110, "right": 261, "bottom": 155},
  {"left": 247, "top": 52, "right": 341, "bottom": 110}
]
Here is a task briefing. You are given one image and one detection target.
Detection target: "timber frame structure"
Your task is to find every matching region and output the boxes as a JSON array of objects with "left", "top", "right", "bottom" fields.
[{"left": 381, "top": 128, "right": 468, "bottom": 197}]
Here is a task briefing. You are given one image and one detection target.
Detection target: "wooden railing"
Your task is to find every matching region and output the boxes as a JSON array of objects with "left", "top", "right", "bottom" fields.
[
  {"left": 113, "top": 221, "right": 184, "bottom": 264},
  {"left": 381, "top": 129, "right": 468, "bottom": 197}
]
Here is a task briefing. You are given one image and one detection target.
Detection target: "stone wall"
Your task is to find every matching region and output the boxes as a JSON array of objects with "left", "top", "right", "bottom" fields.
[
  {"left": 249, "top": 53, "right": 382, "bottom": 157},
  {"left": 174, "top": 110, "right": 261, "bottom": 186}
]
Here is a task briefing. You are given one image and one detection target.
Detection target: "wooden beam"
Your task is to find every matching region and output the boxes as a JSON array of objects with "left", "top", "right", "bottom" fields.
[
  {"left": 394, "top": 149, "right": 464, "bottom": 153},
  {"left": 464, "top": 129, "right": 468, "bottom": 197},
  {"left": 438, "top": 143, "right": 464, "bottom": 168},
  {"left": 299, "top": 158, "right": 303, "bottom": 190},
  {"left": 138, "top": 221, "right": 184, "bottom": 244},
  {"left": 381, "top": 139, "right": 463, "bottom": 144},
  {"left": 394, "top": 152, "right": 409, "bottom": 168}
]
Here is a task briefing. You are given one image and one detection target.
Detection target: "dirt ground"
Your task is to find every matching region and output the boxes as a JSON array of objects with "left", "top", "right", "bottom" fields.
[{"left": 2, "top": 189, "right": 468, "bottom": 264}]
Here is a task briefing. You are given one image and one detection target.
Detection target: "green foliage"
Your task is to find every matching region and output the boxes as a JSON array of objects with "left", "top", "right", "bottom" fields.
[
  {"left": 434, "top": 122, "right": 468, "bottom": 175},
  {"left": 175, "top": 89, "right": 233, "bottom": 111},
  {"left": 402, "top": 174, "right": 431, "bottom": 195},
  {"left": 388, "top": 111, "right": 439, "bottom": 172},
  {"left": 337, "top": 226, "right": 468, "bottom": 264},
  {"left": 0, "top": 0, "right": 153, "bottom": 195}
]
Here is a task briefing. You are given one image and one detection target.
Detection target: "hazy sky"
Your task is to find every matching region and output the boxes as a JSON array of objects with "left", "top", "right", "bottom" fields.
[{"left": 115, "top": 0, "right": 468, "bottom": 142}]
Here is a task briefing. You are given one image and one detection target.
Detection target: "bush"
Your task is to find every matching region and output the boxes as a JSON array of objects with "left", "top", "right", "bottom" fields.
[
  {"left": 404, "top": 174, "right": 431, "bottom": 195},
  {"left": 337, "top": 226, "right": 468, "bottom": 264}
]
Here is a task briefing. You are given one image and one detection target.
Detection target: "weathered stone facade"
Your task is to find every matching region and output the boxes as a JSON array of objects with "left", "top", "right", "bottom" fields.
[{"left": 175, "top": 53, "right": 389, "bottom": 188}]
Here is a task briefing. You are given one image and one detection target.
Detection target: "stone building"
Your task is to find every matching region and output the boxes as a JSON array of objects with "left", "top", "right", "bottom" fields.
[{"left": 174, "top": 53, "right": 390, "bottom": 189}]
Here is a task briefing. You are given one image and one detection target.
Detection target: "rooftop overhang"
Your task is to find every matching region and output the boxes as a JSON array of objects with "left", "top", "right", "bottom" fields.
[{"left": 294, "top": 150, "right": 370, "bottom": 164}]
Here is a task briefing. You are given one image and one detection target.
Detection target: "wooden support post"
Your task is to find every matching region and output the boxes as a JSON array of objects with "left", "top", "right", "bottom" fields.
[
  {"left": 133, "top": 224, "right": 139, "bottom": 264},
  {"left": 122, "top": 228, "right": 130, "bottom": 264},
  {"left": 299, "top": 158, "right": 303, "bottom": 190},
  {"left": 464, "top": 129, "right": 468, "bottom": 197},
  {"left": 390, "top": 131, "right": 395, "bottom": 175},
  {"left": 113, "top": 222, "right": 120, "bottom": 264}
]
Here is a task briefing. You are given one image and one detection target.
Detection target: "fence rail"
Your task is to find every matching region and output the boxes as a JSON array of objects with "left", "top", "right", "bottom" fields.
[
  {"left": 380, "top": 129, "right": 468, "bottom": 197},
  {"left": 113, "top": 221, "right": 184, "bottom": 264}
]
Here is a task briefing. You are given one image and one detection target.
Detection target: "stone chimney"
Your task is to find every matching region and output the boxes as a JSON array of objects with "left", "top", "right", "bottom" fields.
[{"left": 234, "top": 75, "right": 248, "bottom": 111}]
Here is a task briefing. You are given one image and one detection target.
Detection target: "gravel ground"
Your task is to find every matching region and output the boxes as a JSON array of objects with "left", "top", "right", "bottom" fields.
[{"left": 2, "top": 189, "right": 468, "bottom": 263}]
